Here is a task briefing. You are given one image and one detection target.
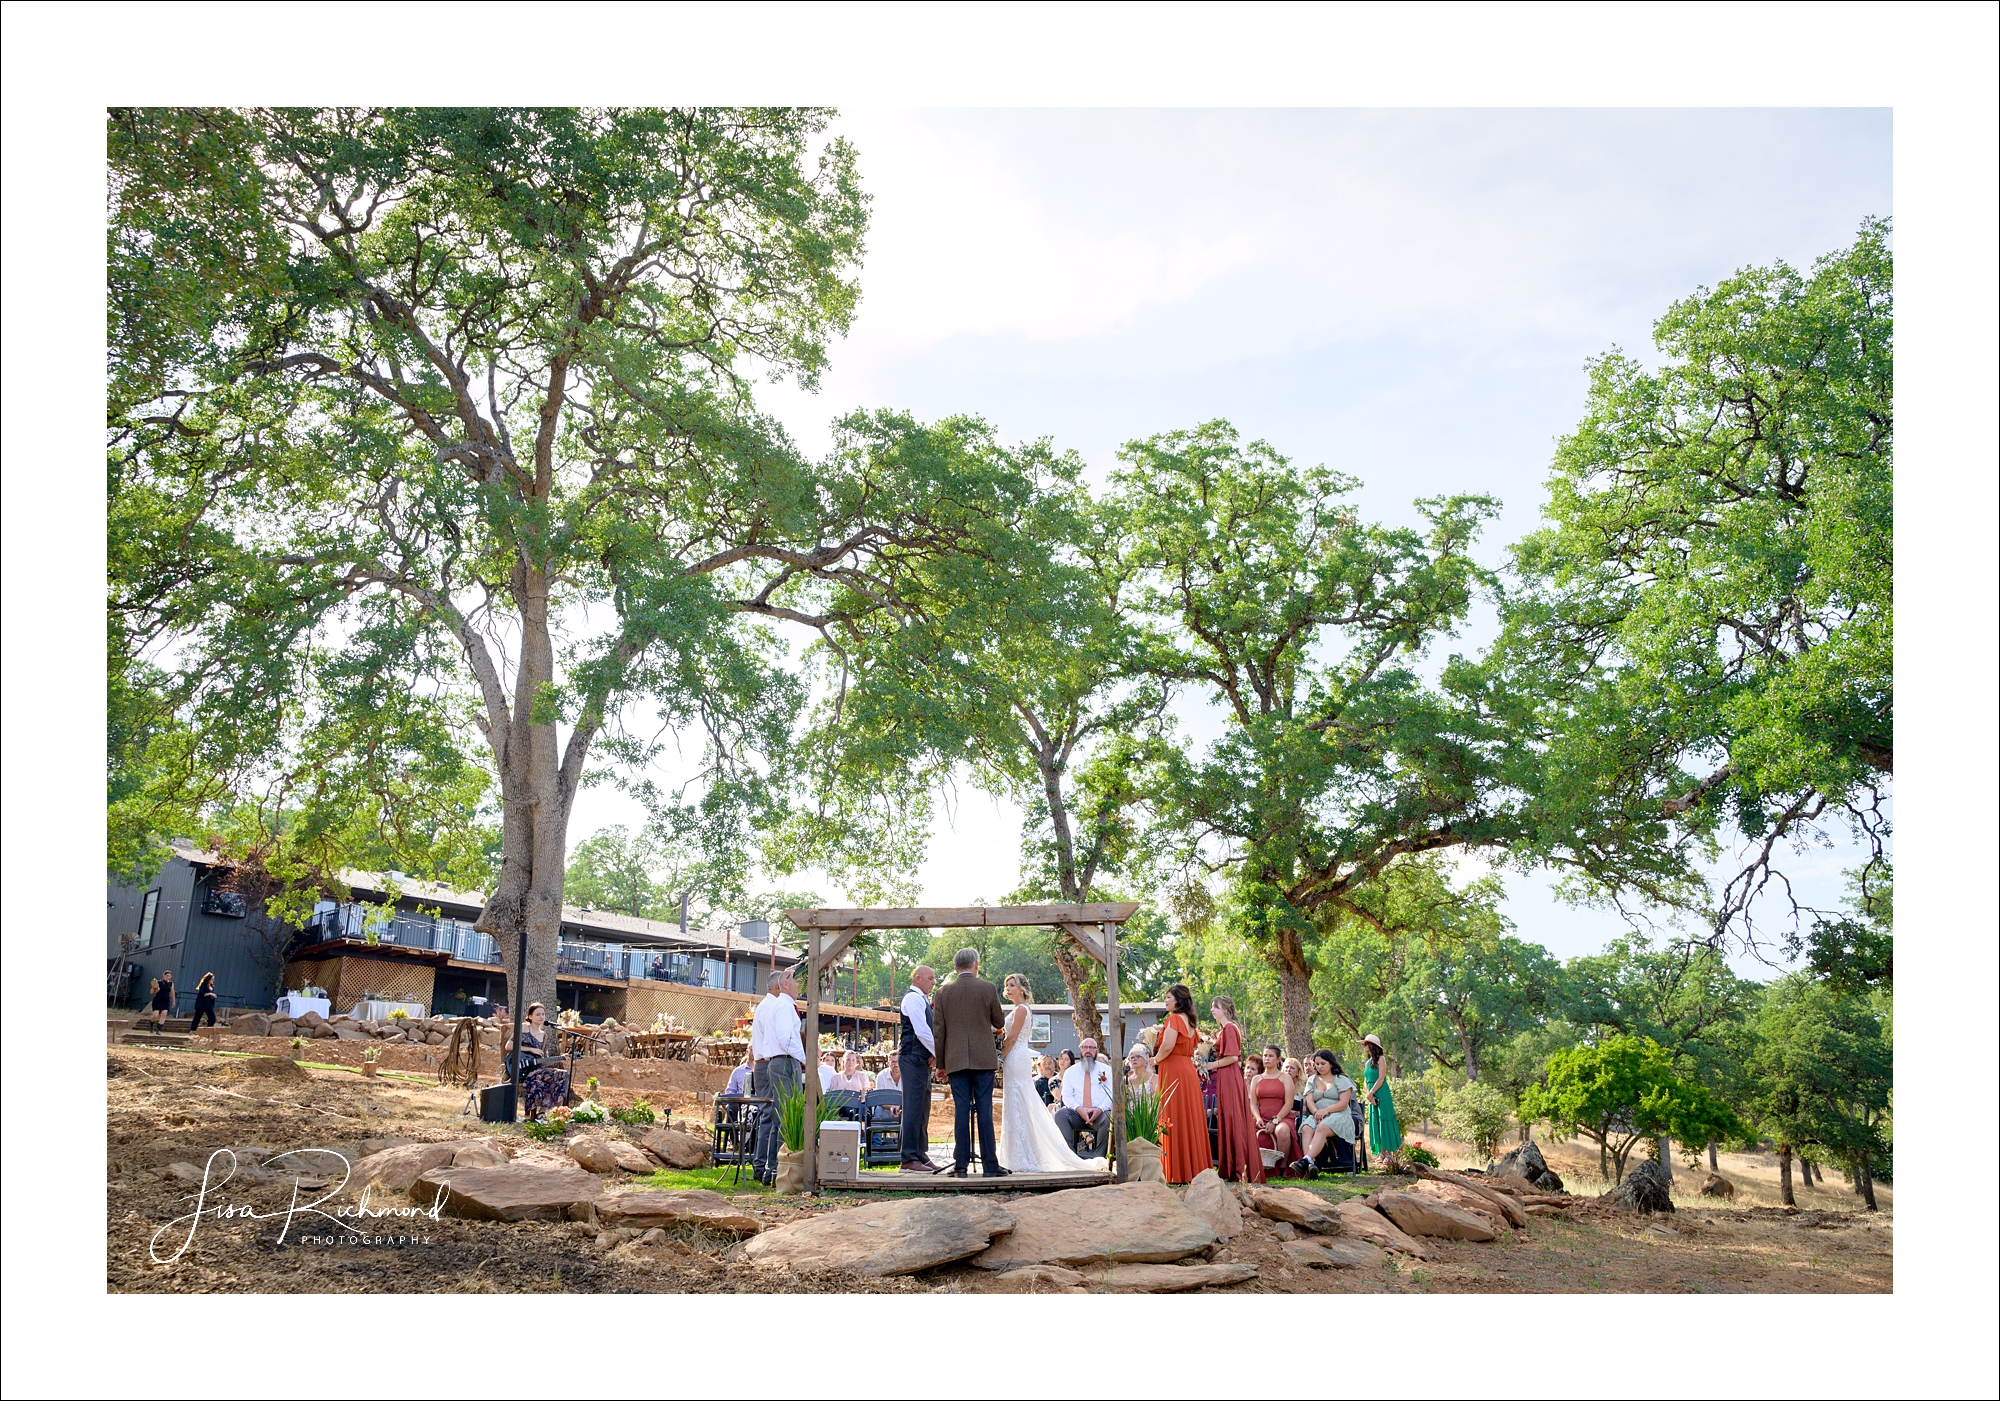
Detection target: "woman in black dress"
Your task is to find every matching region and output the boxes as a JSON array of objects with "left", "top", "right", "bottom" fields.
[
  {"left": 149, "top": 970, "right": 176, "bottom": 1029},
  {"left": 189, "top": 973, "right": 219, "bottom": 1032}
]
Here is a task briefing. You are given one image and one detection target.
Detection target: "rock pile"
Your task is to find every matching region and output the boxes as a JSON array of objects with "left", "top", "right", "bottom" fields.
[
  {"left": 1490, "top": 1139, "right": 1566, "bottom": 1193},
  {"left": 224, "top": 1009, "right": 505, "bottom": 1047},
  {"left": 1602, "top": 1158, "right": 1675, "bottom": 1214}
]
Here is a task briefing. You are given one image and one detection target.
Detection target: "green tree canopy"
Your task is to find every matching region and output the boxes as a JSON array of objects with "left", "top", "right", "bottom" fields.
[
  {"left": 1495, "top": 220, "right": 1892, "bottom": 946},
  {"left": 1746, "top": 974, "right": 1892, "bottom": 1207},
  {"left": 1522, "top": 1033, "right": 1746, "bottom": 1183}
]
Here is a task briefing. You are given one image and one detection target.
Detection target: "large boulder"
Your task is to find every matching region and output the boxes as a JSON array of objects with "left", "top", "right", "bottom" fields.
[
  {"left": 267, "top": 1020, "right": 295, "bottom": 1040},
  {"left": 230, "top": 1012, "right": 271, "bottom": 1038},
  {"left": 1080, "top": 1262, "right": 1258, "bottom": 1293},
  {"left": 1490, "top": 1139, "right": 1564, "bottom": 1193},
  {"left": 352, "top": 1142, "right": 461, "bottom": 1193},
  {"left": 738, "top": 1198, "right": 1016, "bottom": 1277},
  {"left": 985, "top": 1264, "right": 1087, "bottom": 1294},
  {"left": 971, "top": 1182, "right": 1217, "bottom": 1271},
  {"left": 1602, "top": 1158, "right": 1675, "bottom": 1214},
  {"left": 312, "top": 1023, "right": 340, "bottom": 1039},
  {"left": 1244, "top": 1185, "right": 1345, "bottom": 1235},
  {"left": 568, "top": 1136, "right": 621, "bottom": 1174},
  {"left": 1375, "top": 1188, "right": 1501, "bottom": 1241},
  {"left": 412, "top": 1162, "right": 604, "bottom": 1221},
  {"left": 607, "top": 1140, "right": 656, "bottom": 1174},
  {"left": 1334, "top": 1199, "right": 1434, "bottom": 1259},
  {"left": 1285, "top": 1237, "right": 1389, "bottom": 1270},
  {"left": 1698, "top": 1173, "right": 1736, "bottom": 1200},
  {"left": 640, "top": 1126, "right": 712, "bottom": 1170},
  {"left": 1411, "top": 1178, "right": 1514, "bottom": 1230},
  {"left": 452, "top": 1141, "right": 508, "bottom": 1169},
  {"left": 360, "top": 1136, "right": 415, "bottom": 1157},
  {"left": 1178, "top": 1169, "right": 1245, "bottom": 1241},
  {"left": 595, "top": 1188, "right": 762, "bottom": 1237},
  {"left": 296, "top": 1010, "right": 326, "bottom": 1028},
  {"left": 332, "top": 1027, "right": 370, "bottom": 1041}
]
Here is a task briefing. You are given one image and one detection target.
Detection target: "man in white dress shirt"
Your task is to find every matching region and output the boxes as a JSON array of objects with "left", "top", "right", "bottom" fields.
[
  {"left": 872, "top": 1058, "right": 902, "bottom": 1095},
  {"left": 748, "top": 964, "right": 805, "bottom": 1185},
  {"left": 1055, "top": 1037, "right": 1118, "bottom": 1156}
]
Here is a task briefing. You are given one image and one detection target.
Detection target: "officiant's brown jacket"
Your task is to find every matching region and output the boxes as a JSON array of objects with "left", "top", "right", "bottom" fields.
[{"left": 932, "top": 972, "right": 1006, "bottom": 1075}]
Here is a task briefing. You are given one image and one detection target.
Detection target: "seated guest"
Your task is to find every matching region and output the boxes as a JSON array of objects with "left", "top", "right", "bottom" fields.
[
  {"left": 872, "top": 1056, "right": 903, "bottom": 1096},
  {"left": 1054, "top": 1038, "right": 1118, "bottom": 1155},
  {"left": 832, "top": 1049, "right": 871, "bottom": 1093},
  {"left": 817, "top": 1049, "right": 839, "bottom": 1093},
  {"left": 1294, "top": 1049, "right": 1357, "bottom": 1176},
  {"left": 1033, "top": 1054, "right": 1058, "bottom": 1105},
  {"left": 1247, "top": 1053, "right": 1298, "bottom": 1167},
  {"left": 723, "top": 1046, "right": 754, "bottom": 1098},
  {"left": 1126, "top": 1045, "right": 1156, "bottom": 1097}
]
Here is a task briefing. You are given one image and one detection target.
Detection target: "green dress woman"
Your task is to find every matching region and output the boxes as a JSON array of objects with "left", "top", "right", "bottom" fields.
[{"left": 1361, "top": 1035, "right": 1401, "bottom": 1154}]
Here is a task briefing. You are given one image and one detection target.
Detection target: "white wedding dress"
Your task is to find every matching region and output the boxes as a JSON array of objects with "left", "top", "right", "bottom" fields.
[{"left": 998, "top": 1004, "right": 1105, "bottom": 1173}]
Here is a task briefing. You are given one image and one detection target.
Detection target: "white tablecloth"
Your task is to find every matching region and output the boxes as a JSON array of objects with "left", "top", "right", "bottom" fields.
[
  {"left": 351, "top": 999, "right": 425, "bottom": 1020},
  {"left": 275, "top": 995, "right": 330, "bottom": 1020}
]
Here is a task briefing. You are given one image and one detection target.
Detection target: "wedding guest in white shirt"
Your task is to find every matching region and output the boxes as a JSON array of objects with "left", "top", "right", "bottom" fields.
[
  {"left": 1055, "top": 1038, "right": 1118, "bottom": 1155},
  {"left": 872, "top": 1057, "right": 903, "bottom": 1096},
  {"left": 897, "top": 966, "right": 939, "bottom": 1172},
  {"left": 748, "top": 965, "right": 805, "bottom": 1185}
]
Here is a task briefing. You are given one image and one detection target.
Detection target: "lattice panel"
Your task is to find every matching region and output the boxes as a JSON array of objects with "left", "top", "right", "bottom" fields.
[{"left": 281, "top": 956, "right": 434, "bottom": 1013}]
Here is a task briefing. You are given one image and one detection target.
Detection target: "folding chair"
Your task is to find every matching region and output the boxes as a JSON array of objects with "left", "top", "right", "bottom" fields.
[
  {"left": 862, "top": 1089, "right": 903, "bottom": 1168},
  {"left": 712, "top": 1094, "right": 767, "bottom": 1185}
]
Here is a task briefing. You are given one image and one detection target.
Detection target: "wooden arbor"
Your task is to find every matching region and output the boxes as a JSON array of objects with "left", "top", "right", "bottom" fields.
[{"left": 781, "top": 902, "right": 1141, "bottom": 1191}]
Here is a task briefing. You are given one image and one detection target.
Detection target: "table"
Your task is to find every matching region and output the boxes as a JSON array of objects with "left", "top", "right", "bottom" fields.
[
  {"left": 623, "top": 1031, "right": 696, "bottom": 1060},
  {"left": 275, "top": 995, "right": 330, "bottom": 1020},
  {"left": 860, "top": 1052, "right": 890, "bottom": 1072},
  {"left": 351, "top": 999, "right": 424, "bottom": 1021},
  {"left": 702, "top": 1039, "right": 751, "bottom": 1067}
]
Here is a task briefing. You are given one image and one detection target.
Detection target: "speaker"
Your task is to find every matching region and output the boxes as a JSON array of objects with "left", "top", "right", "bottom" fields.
[{"left": 478, "top": 1081, "right": 516, "bottom": 1123}]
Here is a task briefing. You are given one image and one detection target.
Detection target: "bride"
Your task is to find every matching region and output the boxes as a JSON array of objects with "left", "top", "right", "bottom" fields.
[{"left": 998, "top": 974, "right": 1105, "bottom": 1173}]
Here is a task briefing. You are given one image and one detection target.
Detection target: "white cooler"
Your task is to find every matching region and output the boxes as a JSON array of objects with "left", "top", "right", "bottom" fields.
[{"left": 816, "top": 1121, "right": 862, "bottom": 1181}]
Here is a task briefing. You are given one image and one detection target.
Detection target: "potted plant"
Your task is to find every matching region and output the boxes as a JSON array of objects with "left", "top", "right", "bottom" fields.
[
  {"left": 772, "top": 1079, "right": 841, "bottom": 1193},
  {"left": 1122, "top": 1085, "right": 1168, "bottom": 1183},
  {"left": 362, "top": 1046, "right": 381, "bottom": 1078}
]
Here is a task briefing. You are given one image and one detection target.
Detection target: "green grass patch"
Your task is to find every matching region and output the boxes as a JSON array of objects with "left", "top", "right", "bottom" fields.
[{"left": 629, "top": 1165, "right": 773, "bottom": 1195}]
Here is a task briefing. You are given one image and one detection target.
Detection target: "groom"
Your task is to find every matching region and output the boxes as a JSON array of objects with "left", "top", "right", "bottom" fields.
[{"left": 931, "top": 947, "right": 1010, "bottom": 1178}]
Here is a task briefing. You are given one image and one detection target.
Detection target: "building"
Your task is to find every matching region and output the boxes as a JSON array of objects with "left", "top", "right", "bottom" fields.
[
  {"left": 1025, "top": 1001, "right": 1168, "bottom": 1060},
  {"left": 107, "top": 851, "right": 897, "bottom": 1038}
]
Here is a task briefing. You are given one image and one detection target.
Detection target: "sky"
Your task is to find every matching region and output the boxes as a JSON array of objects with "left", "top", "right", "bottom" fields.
[{"left": 573, "top": 107, "right": 1893, "bottom": 971}]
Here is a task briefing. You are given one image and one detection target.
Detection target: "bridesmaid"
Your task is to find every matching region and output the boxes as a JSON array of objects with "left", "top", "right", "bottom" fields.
[
  {"left": 1207, "top": 996, "right": 1263, "bottom": 1183},
  {"left": 1361, "top": 1033, "right": 1402, "bottom": 1155},
  {"left": 1153, "top": 984, "right": 1212, "bottom": 1184}
]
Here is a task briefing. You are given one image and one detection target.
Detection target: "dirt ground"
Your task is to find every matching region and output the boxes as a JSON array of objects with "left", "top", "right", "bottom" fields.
[{"left": 108, "top": 1046, "right": 1891, "bottom": 1295}]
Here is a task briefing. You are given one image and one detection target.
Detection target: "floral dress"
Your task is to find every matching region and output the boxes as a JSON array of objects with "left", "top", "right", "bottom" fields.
[{"left": 517, "top": 1026, "right": 570, "bottom": 1119}]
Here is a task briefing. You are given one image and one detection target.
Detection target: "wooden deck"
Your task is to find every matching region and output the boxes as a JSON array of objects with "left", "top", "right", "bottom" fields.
[{"left": 825, "top": 1169, "right": 1114, "bottom": 1193}]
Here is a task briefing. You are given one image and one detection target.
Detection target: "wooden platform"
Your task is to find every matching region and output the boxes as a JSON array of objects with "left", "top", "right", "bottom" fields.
[{"left": 826, "top": 1169, "right": 1114, "bottom": 1193}]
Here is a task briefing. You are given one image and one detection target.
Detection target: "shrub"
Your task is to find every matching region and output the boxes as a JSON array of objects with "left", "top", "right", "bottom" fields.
[
  {"left": 773, "top": 1079, "right": 841, "bottom": 1152},
  {"left": 1125, "top": 1086, "right": 1163, "bottom": 1144},
  {"left": 611, "top": 1098, "right": 657, "bottom": 1127},
  {"left": 1402, "top": 1142, "right": 1440, "bottom": 1169},
  {"left": 1437, "top": 1080, "right": 1513, "bottom": 1158}
]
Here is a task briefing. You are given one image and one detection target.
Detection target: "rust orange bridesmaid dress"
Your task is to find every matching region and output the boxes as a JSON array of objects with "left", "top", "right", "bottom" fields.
[{"left": 1155, "top": 1011, "right": 1213, "bottom": 1184}]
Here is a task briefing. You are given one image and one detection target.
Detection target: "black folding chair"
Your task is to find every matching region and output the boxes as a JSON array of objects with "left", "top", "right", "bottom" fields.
[
  {"left": 862, "top": 1089, "right": 903, "bottom": 1168},
  {"left": 822, "top": 1089, "right": 864, "bottom": 1121},
  {"left": 712, "top": 1094, "right": 768, "bottom": 1185}
]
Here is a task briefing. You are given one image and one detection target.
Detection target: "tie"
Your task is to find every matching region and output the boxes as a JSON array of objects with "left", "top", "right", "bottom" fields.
[{"left": 1082, "top": 1063, "right": 1094, "bottom": 1111}]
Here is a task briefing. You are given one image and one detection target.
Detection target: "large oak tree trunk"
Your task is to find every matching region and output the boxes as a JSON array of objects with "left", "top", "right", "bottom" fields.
[
  {"left": 1778, "top": 1144, "right": 1795, "bottom": 1206},
  {"left": 1052, "top": 941, "right": 1101, "bottom": 1049},
  {"left": 1856, "top": 1157, "right": 1877, "bottom": 1211},
  {"left": 1273, "top": 926, "right": 1314, "bottom": 1061},
  {"left": 1709, "top": 1139, "right": 1719, "bottom": 1172}
]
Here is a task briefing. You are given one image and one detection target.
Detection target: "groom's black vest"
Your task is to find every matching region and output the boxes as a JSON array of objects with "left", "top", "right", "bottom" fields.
[{"left": 899, "top": 994, "right": 931, "bottom": 1062}]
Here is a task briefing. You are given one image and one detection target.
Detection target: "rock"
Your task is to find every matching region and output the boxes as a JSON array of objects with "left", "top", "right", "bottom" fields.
[
  {"left": 596, "top": 1189, "right": 761, "bottom": 1237},
  {"left": 972, "top": 1182, "right": 1217, "bottom": 1271},
  {"left": 986, "top": 1264, "right": 1088, "bottom": 1293},
  {"left": 1410, "top": 1179, "right": 1511, "bottom": 1231},
  {"left": 382, "top": 1032, "right": 407, "bottom": 1044},
  {"left": 1333, "top": 1199, "right": 1435, "bottom": 1259},
  {"left": 1285, "top": 1237, "right": 1389, "bottom": 1270},
  {"left": 412, "top": 1162, "right": 604, "bottom": 1221},
  {"left": 312, "top": 1023, "right": 340, "bottom": 1039},
  {"left": 1421, "top": 1174, "right": 1529, "bottom": 1228},
  {"left": 353, "top": 1142, "right": 461, "bottom": 1193},
  {"left": 1375, "top": 1188, "right": 1502, "bottom": 1241},
  {"left": 1178, "top": 1169, "right": 1245, "bottom": 1241},
  {"left": 567, "top": 1200, "right": 600, "bottom": 1225},
  {"left": 425, "top": 1031, "right": 448, "bottom": 1045},
  {"left": 608, "top": 1140, "right": 657, "bottom": 1174},
  {"left": 1081, "top": 1262, "right": 1259, "bottom": 1293},
  {"left": 639, "top": 1126, "right": 712, "bottom": 1170},
  {"left": 231, "top": 1013, "right": 270, "bottom": 1038},
  {"left": 452, "top": 1141, "right": 508, "bottom": 1168},
  {"left": 1602, "top": 1159, "right": 1676, "bottom": 1214},
  {"left": 1272, "top": 1222, "right": 1295, "bottom": 1241},
  {"left": 568, "top": 1136, "right": 621, "bottom": 1174},
  {"left": 739, "top": 1198, "right": 1016, "bottom": 1277},
  {"left": 332, "top": 1027, "right": 369, "bottom": 1040},
  {"left": 634, "top": 1227, "right": 667, "bottom": 1246},
  {"left": 1244, "top": 1185, "right": 1345, "bottom": 1235},
  {"left": 267, "top": 1020, "right": 294, "bottom": 1039},
  {"left": 360, "top": 1136, "right": 415, "bottom": 1156},
  {"left": 1491, "top": 1139, "right": 1566, "bottom": 1192},
  {"left": 297, "top": 1010, "right": 325, "bottom": 1027},
  {"left": 329, "top": 1013, "right": 354, "bottom": 1024},
  {"left": 1699, "top": 1173, "right": 1736, "bottom": 1199}
]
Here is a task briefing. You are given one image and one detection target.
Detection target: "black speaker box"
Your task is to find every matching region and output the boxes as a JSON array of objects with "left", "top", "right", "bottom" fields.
[{"left": 478, "top": 1081, "right": 516, "bottom": 1122}]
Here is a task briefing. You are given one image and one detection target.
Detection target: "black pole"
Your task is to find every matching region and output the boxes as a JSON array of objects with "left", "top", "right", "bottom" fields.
[{"left": 508, "top": 921, "right": 530, "bottom": 1122}]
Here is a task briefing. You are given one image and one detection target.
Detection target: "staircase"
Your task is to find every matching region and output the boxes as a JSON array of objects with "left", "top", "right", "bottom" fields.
[{"left": 111, "top": 1015, "right": 214, "bottom": 1048}]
